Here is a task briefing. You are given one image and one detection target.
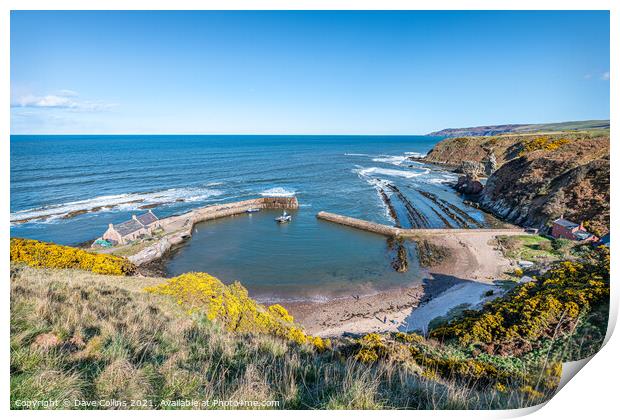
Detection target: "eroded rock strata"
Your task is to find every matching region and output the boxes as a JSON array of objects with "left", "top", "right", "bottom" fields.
[{"left": 419, "top": 132, "right": 610, "bottom": 235}]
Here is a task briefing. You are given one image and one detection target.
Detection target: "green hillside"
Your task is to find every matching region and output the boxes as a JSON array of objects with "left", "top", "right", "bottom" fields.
[{"left": 428, "top": 120, "right": 609, "bottom": 137}]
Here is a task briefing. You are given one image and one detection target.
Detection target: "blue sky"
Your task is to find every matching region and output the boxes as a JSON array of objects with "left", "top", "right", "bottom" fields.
[{"left": 11, "top": 11, "right": 610, "bottom": 134}]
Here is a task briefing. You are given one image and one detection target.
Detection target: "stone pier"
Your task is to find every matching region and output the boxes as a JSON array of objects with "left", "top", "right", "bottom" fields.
[
  {"left": 316, "top": 211, "right": 400, "bottom": 236},
  {"left": 316, "top": 211, "right": 523, "bottom": 238},
  {"left": 127, "top": 197, "right": 298, "bottom": 266}
]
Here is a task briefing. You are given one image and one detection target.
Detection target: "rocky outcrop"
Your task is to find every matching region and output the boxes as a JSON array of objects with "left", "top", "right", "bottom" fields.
[
  {"left": 457, "top": 160, "right": 484, "bottom": 176},
  {"left": 455, "top": 175, "right": 483, "bottom": 195},
  {"left": 420, "top": 132, "right": 607, "bottom": 169},
  {"left": 483, "top": 152, "right": 497, "bottom": 176},
  {"left": 421, "top": 132, "right": 610, "bottom": 235},
  {"left": 387, "top": 237, "right": 409, "bottom": 273},
  {"left": 128, "top": 229, "right": 191, "bottom": 266},
  {"left": 480, "top": 155, "right": 610, "bottom": 235},
  {"left": 421, "top": 135, "right": 521, "bottom": 168},
  {"left": 453, "top": 160, "right": 485, "bottom": 195}
]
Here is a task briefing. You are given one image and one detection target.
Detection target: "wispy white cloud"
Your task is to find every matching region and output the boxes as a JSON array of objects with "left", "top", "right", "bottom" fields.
[
  {"left": 11, "top": 90, "right": 115, "bottom": 111},
  {"left": 56, "top": 89, "right": 79, "bottom": 97},
  {"left": 601, "top": 71, "right": 610, "bottom": 81}
]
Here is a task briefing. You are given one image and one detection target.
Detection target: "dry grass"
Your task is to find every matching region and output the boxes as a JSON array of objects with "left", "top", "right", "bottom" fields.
[{"left": 11, "top": 264, "right": 556, "bottom": 410}]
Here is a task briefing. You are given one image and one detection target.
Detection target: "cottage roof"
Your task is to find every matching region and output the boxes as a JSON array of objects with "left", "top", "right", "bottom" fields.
[
  {"left": 114, "top": 219, "right": 145, "bottom": 236},
  {"left": 553, "top": 218, "right": 579, "bottom": 229},
  {"left": 136, "top": 211, "right": 158, "bottom": 226},
  {"left": 574, "top": 231, "right": 594, "bottom": 241}
]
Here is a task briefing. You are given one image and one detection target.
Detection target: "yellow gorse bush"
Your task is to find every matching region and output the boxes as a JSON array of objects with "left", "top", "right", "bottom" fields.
[
  {"left": 10, "top": 238, "right": 135, "bottom": 276},
  {"left": 144, "top": 272, "right": 329, "bottom": 350},
  {"left": 429, "top": 247, "right": 609, "bottom": 354},
  {"left": 520, "top": 136, "right": 569, "bottom": 155},
  {"left": 351, "top": 332, "right": 560, "bottom": 394}
]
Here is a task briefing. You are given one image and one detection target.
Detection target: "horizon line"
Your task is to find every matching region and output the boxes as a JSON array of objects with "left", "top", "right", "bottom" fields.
[
  {"left": 10, "top": 118, "right": 610, "bottom": 137},
  {"left": 10, "top": 133, "right": 437, "bottom": 136}
]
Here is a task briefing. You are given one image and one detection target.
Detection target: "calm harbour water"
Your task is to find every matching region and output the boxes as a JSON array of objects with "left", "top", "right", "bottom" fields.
[{"left": 11, "top": 135, "right": 486, "bottom": 300}]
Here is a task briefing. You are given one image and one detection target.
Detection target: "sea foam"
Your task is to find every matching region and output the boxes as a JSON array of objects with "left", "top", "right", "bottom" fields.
[
  {"left": 10, "top": 186, "right": 224, "bottom": 224},
  {"left": 356, "top": 166, "right": 431, "bottom": 179},
  {"left": 371, "top": 155, "right": 409, "bottom": 166},
  {"left": 259, "top": 187, "right": 296, "bottom": 197}
]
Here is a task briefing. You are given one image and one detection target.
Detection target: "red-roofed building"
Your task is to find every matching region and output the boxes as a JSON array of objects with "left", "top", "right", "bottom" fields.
[{"left": 551, "top": 218, "right": 598, "bottom": 242}]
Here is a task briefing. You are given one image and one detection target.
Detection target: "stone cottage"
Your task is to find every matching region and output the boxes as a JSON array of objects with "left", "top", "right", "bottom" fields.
[
  {"left": 102, "top": 210, "right": 161, "bottom": 245},
  {"left": 551, "top": 218, "right": 598, "bottom": 242}
]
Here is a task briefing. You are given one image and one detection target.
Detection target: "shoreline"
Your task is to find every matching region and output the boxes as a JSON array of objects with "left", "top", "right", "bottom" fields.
[
  {"left": 284, "top": 230, "right": 520, "bottom": 337},
  {"left": 129, "top": 202, "right": 522, "bottom": 337},
  {"left": 91, "top": 195, "right": 523, "bottom": 338}
]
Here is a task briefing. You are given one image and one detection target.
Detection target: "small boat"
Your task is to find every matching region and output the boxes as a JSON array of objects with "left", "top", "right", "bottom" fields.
[
  {"left": 246, "top": 208, "right": 261, "bottom": 213},
  {"left": 275, "top": 211, "right": 292, "bottom": 223}
]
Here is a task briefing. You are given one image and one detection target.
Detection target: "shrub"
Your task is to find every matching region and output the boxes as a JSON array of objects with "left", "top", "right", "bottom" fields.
[
  {"left": 551, "top": 238, "right": 572, "bottom": 252},
  {"left": 10, "top": 238, "right": 135, "bottom": 276},
  {"left": 499, "top": 236, "right": 521, "bottom": 252},
  {"left": 520, "top": 136, "right": 569, "bottom": 155},
  {"left": 10, "top": 265, "right": 560, "bottom": 409},
  {"left": 144, "top": 272, "right": 328, "bottom": 350},
  {"left": 429, "top": 247, "right": 609, "bottom": 356},
  {"left": 582, "top": 220, "right": 605, "bottom": 238},
  {"left": 395, "top": 332, "right": 424, "bottom": 344},
  {"left": 349, "top": 332, "right": 558, "bottom": 396}
]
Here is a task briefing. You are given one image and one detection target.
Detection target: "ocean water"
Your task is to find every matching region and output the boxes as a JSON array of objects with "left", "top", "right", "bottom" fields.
[{"left": 11, "top": 135, "right": 487, "bottom": 300}]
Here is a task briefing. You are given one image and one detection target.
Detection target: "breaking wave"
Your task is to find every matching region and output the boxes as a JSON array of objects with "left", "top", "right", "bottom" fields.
[
  {"left": 371, "top": 155, "right": 409, "bottom": 166},
  {"left": 427, "top": 173, "right": 459, "bottom": 184},
  {"left": 356, "top": 166, "right": 431, "bottom": 179},
  {"left": 405, "top": 152, "right": 427, "bottom": 158},
  {"left": 10, "top": 186, "right": 224, "bottom": 224},
  {"left": 352, "top": 152, "right": 427, "bottom": 167},
  {"left": 259, "top": 187, "right": 296, "bottom": 197}
]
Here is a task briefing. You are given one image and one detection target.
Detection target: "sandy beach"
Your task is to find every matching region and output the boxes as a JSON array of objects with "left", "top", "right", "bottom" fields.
[{"left": 285, "top": 230, "right": 522, "bottom": 337}]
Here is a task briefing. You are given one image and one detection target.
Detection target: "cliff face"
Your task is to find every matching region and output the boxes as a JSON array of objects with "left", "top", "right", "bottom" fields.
[
  {"left": 422, "top": 133, "right": 610, "bottom": 235},
  {"left": 480, "top": 154, "right": 609, "bottom": 235},
  {"left": 423, "top": 134, "right": 532, "bottom": 168}
]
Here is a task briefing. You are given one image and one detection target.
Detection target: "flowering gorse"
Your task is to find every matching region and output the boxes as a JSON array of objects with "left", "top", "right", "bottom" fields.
[
  {"left": 520, "top": 136, "right": 570, "bottom": 155},
  {"left": 10, "top": 238, "right": 135, "bottom": 276},
  {"left": 145, "top": 272, "right": 329, "bottom": 350},
  {"left": 430, "top": 247, "right": 609, "bottom": 354}
]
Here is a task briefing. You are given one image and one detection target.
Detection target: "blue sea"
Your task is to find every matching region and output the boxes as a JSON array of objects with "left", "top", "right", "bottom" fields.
[{"left": 11, "top": 135, "right": 487, "bottom": 300}]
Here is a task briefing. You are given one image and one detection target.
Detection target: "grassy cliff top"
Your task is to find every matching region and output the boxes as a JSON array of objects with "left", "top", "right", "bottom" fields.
[
  {"left": 10, "top": 263, "right": 560, "bottom": 409},
  {"left": 10, "top": 238, "right": 608, "bottom": 409},
  {"left": 423, "top": 132, "right": 609, "bottom": 168},
  {"left": 428, "top": 120, "right": 610, "bottom": 137}
]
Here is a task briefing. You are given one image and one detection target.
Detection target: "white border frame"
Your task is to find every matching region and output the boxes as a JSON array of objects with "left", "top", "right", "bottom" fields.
[{"left": 1, "top": 2, "right": 615, "bottom": 419}]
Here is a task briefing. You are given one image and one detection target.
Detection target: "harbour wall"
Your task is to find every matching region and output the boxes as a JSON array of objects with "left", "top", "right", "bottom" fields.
[
  {"left": 128, "top": 197, "right": 298, "bottom": 266},
  {"left": 316, "top": 211, "right": 400, "bottom": 236},
  {"left": 315, "top": 211, "right": 523, "bottom": 237}
]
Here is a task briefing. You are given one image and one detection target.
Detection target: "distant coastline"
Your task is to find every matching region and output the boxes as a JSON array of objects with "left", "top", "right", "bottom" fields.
[{"left": 427, "top": 119, "right": 610, "bottom": 137}]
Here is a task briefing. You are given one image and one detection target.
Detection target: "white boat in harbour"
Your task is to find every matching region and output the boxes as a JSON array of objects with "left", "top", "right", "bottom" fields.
[
  {"left": 275, "top": 211, "right": 292, "bottom": 223},
  {"left": 246, "top": 208, "right": 261, "bottom": 213}
]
